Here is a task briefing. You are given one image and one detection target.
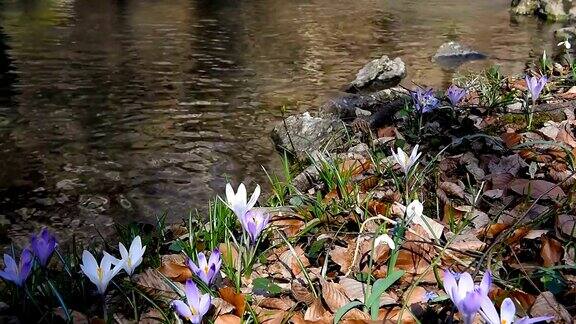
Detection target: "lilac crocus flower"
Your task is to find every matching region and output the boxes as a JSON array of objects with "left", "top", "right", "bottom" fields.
[
  {"left": 411, "top": 87, "right": 440, "bottom": 113},
  {"left": 187, "top": 249, "right": 221, "bottom": 285},
  {"left": 443, "top": 270, "right": 492, "bottom": 324},
  {"left": 446, "top": 85, "right": 467, "bottom": 106},
  {"left": 525, "top": 75, "right": 548, "bottom": 104},
  {"left": 31, "top": 228, "right": 57, "bottom": 267},
  {"left": 0, "top": 249, "right": 33, "bottom": 286},
  {"left": 480, "top": 297, "right": 553, "bottom": 324},
  {"left": 243, "top": 209, "right": 270, "bottom": 243},
  {"left": 171, "top": 279, "right": 211, "bottom": 323}
]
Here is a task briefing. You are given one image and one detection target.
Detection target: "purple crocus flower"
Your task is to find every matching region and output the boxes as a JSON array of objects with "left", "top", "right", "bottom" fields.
[
  {"left": 0, "top": 249, "right": 34, "bottom": 286},
  {"left": 242, "top": 209, "right": 270, "bottom": 243},
  {"left": 423, "top": 290, "right": 439, "bottom": 303},
  {"left": 480, "top": 297, "right": 553, "bottom": 324},
  {"left": 411, "top": 87, "right": 440, "bottom": 113},
  {"left": 187, "top": 249, "right": 221, "bottom": 285},
  {"left": 443, "top": 270, "right": 492, "bottom": 324},
  {"left": 31, "top": 228, "right": 57, "bottom": 267},
  {"left": 446, "top": 85, "right": 467, "bottom": 106},
  {"left": 525, "top": 75, "right": 548, "bottom": 104},
  {"left": 171, "top": 279, "right": 211, "bottom": 323}
]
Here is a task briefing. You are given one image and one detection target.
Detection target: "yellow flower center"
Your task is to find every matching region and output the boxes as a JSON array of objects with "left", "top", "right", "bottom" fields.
[
  {"left": 127, "top": 257, "right": 132, "bottom": 268},
  {"left": 204, "top": 265, "right": 209, "bottom": 273},
  {"left": 502, "top": 321, "right": 507, "bottom": 324},
  {"left": 97, "top": 267, "right": 104, "bottom": 282},
  {"left": 190, "top": 306, "right": 197, "bottom": 315}
]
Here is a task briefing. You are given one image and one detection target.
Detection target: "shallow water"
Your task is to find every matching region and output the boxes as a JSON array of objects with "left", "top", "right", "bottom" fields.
[{"left": 0, "top": 0, "right": 562, "bottom": 241}]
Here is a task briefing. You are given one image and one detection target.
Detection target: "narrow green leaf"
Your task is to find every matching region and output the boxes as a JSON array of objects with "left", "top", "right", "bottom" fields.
[
  {"left": 366, "top": 270, "right": 404, "bottom": 319},
  {"left": 47, "top": 279, "right": 70, "bottom": 322},
  {"left": 333, "top": 300, "right": 363, "bottom": 323}
]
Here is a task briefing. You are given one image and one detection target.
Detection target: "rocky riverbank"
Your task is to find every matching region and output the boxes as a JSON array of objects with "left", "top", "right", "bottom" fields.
[{"left": 1, "top": 46, "right": 576, "bottom": 323}]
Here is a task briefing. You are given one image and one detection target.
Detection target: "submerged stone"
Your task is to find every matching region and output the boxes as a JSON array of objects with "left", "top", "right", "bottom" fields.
[
  {"left": 432, "top": 41, "right": 487, "bottom": 69},
  {"left": 346, "top": 55, "right": 406, "bottom": 93}
]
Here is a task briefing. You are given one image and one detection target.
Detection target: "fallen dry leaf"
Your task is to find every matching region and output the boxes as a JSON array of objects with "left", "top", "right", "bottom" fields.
[
  {"left": 556, "top": 214, "right": 576, "bottom": 238},
  {"left": 304, "top": 299, "right": 329, "bottom": 321},
  {"left": 219, "top": 287, "right": 246, "bottom": 317},
  {"left": 212, "top": 297, "right": 235, "bottom": 316},
  {"left": 338, "top": 276, "right": 396, "bottom": 305},
  {"left": 483, "top": 223, "right": 510, "bottom": 239},
  {"left": 135, "top": 268, "right": 181, "bottom": 301},
  {"left": 339, "top": 158, "right": 372, "bottom": 176},
  {"left": 530, "top": 291, "right": 572, "bottom": 323},
  {"left": 508, "top": 179, "right": 566, "bottom": 200},
  {"left": 403, "top": 286, "right": 427, "bottom": 305},
  {"left": 378, "top": 306, "right": 417, "bottom": 323},
  {"left": 214, "top": 314, "right": 242, "bottom": 324},
  {"left": 319, "top": 277, "right": 350, "bottom": 313},
  {"left": 501, "top": 132, "right": 522, "bottom": 148},
  {"left": 219, "top": 243, "right": 240, "bottom": 269},
  {"left": 158, "top": 254, "right": 192, "bottom": 282},
  {"left": 359, "top": 175, "right": 380, "bottom": 192},
  {"left": 377, "top": 126, "right": 397, "bottom": 139},
  {"left": 291, "top": 279, "right": 315, "bottom": 304},
  {"left": 439, "top": 181, "right": 466, "bottom": 199},
  {"left": 258, "top": 297, "right": 296, "bottom": 311},
  {"left": 270, "top": 214, "right": 305, "bottom": 237},
  {"left": 540, "top": 236, "right": 563, "bottom": 267},
  {"left": 268, "top": 245, "right": 310, "bottom": 278},
  {"left": 255, "top": 308, "right": 288, "bottom": 324}
]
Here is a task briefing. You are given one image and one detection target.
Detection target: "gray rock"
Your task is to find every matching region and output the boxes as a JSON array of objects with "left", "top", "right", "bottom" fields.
[
  {"left": 511, "top": 0, "right": 540, "bottom": 15},
  {"left": 56, "top": 194, "right": 70, "bottom": 204},
  {"left": 0, "top": 215, "right": 10, "bottom": 237},
  {"left": 432, "top": 42, "right": 487, "bottom": 69},
  {"left": 56, "top": 178, "right": 84, "bottom": 191},
  {"left": 70, "top": 219, "right": 81, "bottom": 229},
  {"left": 15, "top": 207, "right": 36, "bottom": 220},
  {"left": 321, "top": 87, "right": 409, "bottom": 121},
  {"left": 355, "top": 108, "right": 372, "bottom": 117},
  {"left": 270, "top": 112, "right": 345, "bottom": 161},
  {"left": 79, "top": 195, "right": 109, "bottom": 212},
  {"left": 118, "top": 194, "right": 133, "bottom": 210},
  {"left": 570, "top": 4, "right": 576, "bottom": 19},
  {"left": 348, "top": 143, "right": 370, "bottom": 155},
  {"left": 554, "top": 26, "right": 576, "bottom": 42},
  {"left": 539, "top": 0, "right": 568, "bottom": 20},
  {"left": 347, "top": 55, "right": 406, "bottom": 93},
  {"left": 35, "top": 197, "right": 55, "bottom": 206},
  {"left": 506, "top": 102, "right": 524, "bottom": 112}
]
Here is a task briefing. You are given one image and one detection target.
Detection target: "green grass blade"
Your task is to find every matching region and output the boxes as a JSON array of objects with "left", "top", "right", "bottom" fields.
[
  {"left": 366, "top": 270, "right": 404, "bottom": 319},
  {"left": 47, "top": 279, "right": 70, "bottom": 322},
  {"left": 334, "top": 300, "right": 363, "bottom": 323}
]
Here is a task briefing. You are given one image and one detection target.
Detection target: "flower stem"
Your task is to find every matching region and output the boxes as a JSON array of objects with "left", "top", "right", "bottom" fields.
[
  {"left": 102, "top": 293, "right": 108, "bottom": 323},
  {"left": 130, "top": 277, "right": 138, "bottom": 321}
]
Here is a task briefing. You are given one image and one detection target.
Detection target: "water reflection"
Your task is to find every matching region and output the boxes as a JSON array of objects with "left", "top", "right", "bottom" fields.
[{"left": 0, "top": 0, "right": 561, "bottom": 242}]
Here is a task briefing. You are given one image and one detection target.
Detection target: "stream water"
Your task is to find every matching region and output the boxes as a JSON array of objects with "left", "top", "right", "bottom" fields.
[{"left": 0, "top": 0, "right": 563, "bottom": 243}]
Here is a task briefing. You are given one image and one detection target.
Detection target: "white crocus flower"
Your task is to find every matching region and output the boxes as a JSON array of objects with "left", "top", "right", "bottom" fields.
[
  {"left": 225, "top": 183, "right": 260, "bottom": 220},
  {"left": 374, "top": 233, "right": 395, "bottom": 250},
  {"left": 557, "top": 40, "right": 571, "bottom": 49},
  {"left": 391, "top": 145, "right": 422, "bottom": 175},
  {"left": 406, "top": 199, "right": 424, "bottom": 223},
  {"left": 118, "top": 236, "right": 146, "bottom": 276},
  {"left": 80, "top": 250, "right": 125, "bottom": 294}
]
